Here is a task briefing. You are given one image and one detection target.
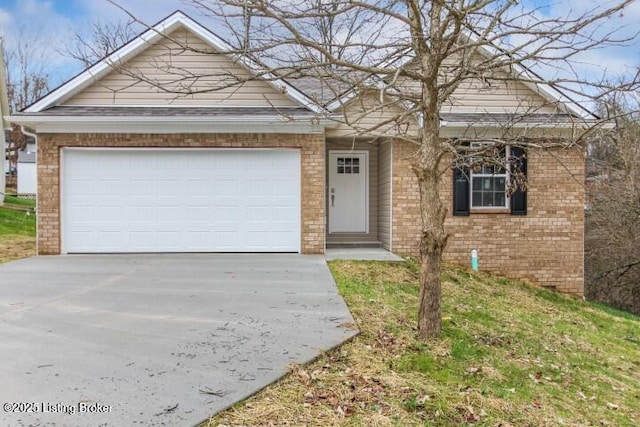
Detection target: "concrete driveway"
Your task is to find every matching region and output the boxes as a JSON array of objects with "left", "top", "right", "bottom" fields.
[{"left": 0, "top": 254, "right": 358, "bottom": 426}]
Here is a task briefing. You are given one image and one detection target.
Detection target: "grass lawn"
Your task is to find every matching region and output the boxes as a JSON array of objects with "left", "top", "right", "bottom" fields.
[
  {"left": 3, "top": 195, "right": 36, "bottom": 208},
  {"left": 0, "top": 205, "right": 36, "bottom": 263},
  {"left": 206, "top": 261, "right": 640, "bottom": 426}
]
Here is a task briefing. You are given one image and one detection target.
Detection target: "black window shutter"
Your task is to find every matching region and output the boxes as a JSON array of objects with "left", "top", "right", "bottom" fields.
[
  {"left": 453, "top": 166, "right": 470, "bottom": 216},
  {"left": 510, "top": 146, "right": 527, "bottom": 215}
]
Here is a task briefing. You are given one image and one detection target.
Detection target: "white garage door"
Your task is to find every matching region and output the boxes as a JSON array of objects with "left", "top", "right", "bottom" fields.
[{"left": 62, "top": 149, "right": 301, "bottom": 253}]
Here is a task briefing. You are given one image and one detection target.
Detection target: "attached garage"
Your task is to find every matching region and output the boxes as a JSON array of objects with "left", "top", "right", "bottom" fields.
[
  {"left": 61, "top": 148, "right": 301, "bottom": 253},
  {"left": 10, "top": 12, "right": 329, "bottom": 256}
]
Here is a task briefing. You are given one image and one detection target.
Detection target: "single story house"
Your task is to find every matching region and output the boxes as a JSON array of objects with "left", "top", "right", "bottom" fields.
[{"left": 9, "top": 11, "right": 592, "bottom": 294}]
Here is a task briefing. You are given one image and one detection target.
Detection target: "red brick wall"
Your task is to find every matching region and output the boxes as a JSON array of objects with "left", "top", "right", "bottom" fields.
[
  {"left": 392, "top": 140, "right": 585, "bottom": 294},
  {"left": 37, "top": 133, "right": 325, "bottom": 255}
]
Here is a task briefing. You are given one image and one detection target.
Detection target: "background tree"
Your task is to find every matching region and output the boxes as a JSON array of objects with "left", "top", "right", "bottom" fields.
[
  {"left": 1, "top": 29, "right": 51, "bottom": 174},
  {"left": 112, "top": 0, "right": 637, "bottom": 338},
  {"left": 585, "top": 99, "right": 640, "bottom": 315},
  {"left": 67, "top": 20, "right": 138, "bottom": 67}
]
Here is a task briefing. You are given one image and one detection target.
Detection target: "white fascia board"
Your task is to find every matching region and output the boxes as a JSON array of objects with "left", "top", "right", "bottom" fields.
[
  {"left": 326, "top": 90, "right": 358, "bottom": 112},
  {"left": 326, "top": 32, "right": 597, "bottom": 119},
  {"left": 441, "top": 120, "right": 606, "bottom": 129},
  {"left": 31, "top": 122, "right": 326, "bottom": 134},
  {"left": 26, "top": 13, "right": 187, "bottom": 113},
  {"left": 326, "top": 73, "right": 390, "bottom": 112},
  {"left": 325, "top": 49, "right": 416, "bottom": 112},
  {"left": 515, "top": 65, "right": 596, "bottom": 120},
  {"left": 326, "top": 78, "right": 399, "bottom": 112},
  {"left": 468, "top": 34, "right": 597, "bottom": 120},
  {"left": 9, "top": 114, "right": 337, "bottom": 134},
  {"left": 171, "top": 15, "right": 325, "bottom": 114},
  {"left": 25, "top": 11, "right": 325, "bottom": 115}
]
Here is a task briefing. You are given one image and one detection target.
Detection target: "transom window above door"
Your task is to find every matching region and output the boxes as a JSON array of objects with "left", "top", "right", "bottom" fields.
[{"left": 337, "top": 157, "right": 360, "bottom": 174}]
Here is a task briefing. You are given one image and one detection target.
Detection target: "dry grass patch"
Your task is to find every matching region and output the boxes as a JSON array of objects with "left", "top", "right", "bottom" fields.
[
  {"left": 205, "top": 261, "right": 640, "bottom": 427},
  {"left": 0, "top": 235, "right": 36, "bottom": 263},
  {"left": 0, "top": 205, "right": 36, "bottom": 263}
]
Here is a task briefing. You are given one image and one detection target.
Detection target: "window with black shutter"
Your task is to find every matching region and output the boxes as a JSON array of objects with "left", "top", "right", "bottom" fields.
[
  {"left": 510, "top": 146, "right": 527, "bottom": 215},
  {"left": 453, "top": 166, "right": 470, "bottom": 216},
  {"left": 452, "top": 144, "right": 527, "bottom": 215}
]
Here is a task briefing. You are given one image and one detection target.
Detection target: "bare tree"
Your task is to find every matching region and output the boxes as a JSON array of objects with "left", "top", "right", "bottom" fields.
[
  {"left": 1, "top": 30, "right": 50, "bottom": 175},
  {"left": 585, "top": 99, "right": 640, "bottom": 315},
  {"left": 110, "top": 0, "right": 637, "bottom": 338},
  {"left": 67, "top": 20, "right": 139, "bottom": 67}
]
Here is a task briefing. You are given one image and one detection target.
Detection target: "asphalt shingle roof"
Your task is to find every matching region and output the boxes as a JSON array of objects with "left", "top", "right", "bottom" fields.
[{"left": 26, "top": 106, "right": 318, "bottom": 117}]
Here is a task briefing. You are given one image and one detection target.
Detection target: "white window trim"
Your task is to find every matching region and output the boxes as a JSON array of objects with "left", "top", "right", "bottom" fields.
[{"left": 469, "top": 143, "right": 511, "bottom": 209}]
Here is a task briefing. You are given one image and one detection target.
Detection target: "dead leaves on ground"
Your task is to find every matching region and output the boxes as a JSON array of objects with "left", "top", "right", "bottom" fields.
[{"left": 291, "top": 357, "right": 393, "bottom": 420}]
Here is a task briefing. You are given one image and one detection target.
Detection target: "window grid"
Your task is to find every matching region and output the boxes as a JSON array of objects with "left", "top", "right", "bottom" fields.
[
  {"left": 470, "top": 145, "right": 510, "bottom": 208},
  {"left": 337, "top": 157, "right": 360, "bottom": 174}
]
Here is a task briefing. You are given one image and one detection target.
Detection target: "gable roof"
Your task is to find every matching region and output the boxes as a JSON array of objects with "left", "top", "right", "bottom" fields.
[
  {"left": 13, "top": 10, "right": 603, "bottom": 135},
  {"left": 23, "top": 11, "right": 325, "bottom": 114},
  {"left": 323, "top": 32, "right": 599, "bottom": 123}
]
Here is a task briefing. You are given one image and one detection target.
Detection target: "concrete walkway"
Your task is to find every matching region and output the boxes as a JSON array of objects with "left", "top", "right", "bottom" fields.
[
  {"left": 325, "top": 247, "right": 404, "bottom": 261},
  {"left": 0, "top": 254, "right": 358, "bottom": 426}
]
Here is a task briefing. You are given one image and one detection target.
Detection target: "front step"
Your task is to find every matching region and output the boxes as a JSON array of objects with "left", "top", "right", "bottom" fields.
[{"left": 326, "top": 241, "right": 383, "bottom": 249}]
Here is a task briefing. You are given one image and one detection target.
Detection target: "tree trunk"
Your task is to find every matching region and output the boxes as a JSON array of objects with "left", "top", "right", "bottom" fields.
[{"left": 414, "top": 139, "right": 448, "bottom": 340}]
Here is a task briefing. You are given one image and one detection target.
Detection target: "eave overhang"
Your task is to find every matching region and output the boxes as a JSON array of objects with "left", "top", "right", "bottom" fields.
[{"left": 8, "top": 114, "right": 339, "bottom": 134}]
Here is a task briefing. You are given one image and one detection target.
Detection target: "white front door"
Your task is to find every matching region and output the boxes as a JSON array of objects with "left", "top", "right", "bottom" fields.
[{"left": 328, "top": 151, "right": 368, "bottom": 233}]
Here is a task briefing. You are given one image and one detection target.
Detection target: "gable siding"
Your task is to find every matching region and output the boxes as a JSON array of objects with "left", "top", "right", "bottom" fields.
[
  {"left": 443, "top": 73, "right": 560, "bottom": 114},
  {"left": 326, "top": 93, "right": 418, "bottom": 138},
  {"left": 64, "top": 29, "right": 299, "bottom": 107},
  {"left": 328, "top": 68, "right": 560, "bottom": 138}
]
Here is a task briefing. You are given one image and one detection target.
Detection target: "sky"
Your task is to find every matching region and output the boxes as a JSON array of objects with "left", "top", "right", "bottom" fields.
[
  {"left": 0, "top": 0, "right": 639, "bottom": 94},
  {"left": 0, "top": 0, "right": 205, "bottom": 85}
]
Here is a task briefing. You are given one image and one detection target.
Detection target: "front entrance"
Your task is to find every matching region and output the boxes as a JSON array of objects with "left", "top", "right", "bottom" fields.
[{"left": 328, "top": 151, "right": 369, "bottom": 233}]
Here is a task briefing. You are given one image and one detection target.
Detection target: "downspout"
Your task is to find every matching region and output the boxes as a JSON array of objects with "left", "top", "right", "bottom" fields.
[
  {"left": 389, "top": 139, "right": 393, "bottom": 253},
  {"left": 20, "top": 125, "right": 37, "bottom": 140},
  {"left": 0, "top": 39, "right": 10, "bottom": 206}
]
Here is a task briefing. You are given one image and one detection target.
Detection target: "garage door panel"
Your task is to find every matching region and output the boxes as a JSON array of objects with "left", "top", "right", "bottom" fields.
[
  {"left": 66, "top": 204, "right": 94, "bottom": 222},
  {"left": 184, "top": 206, "right": 209, "bottom": 222},
  {"left": 96, "top": 230, "right": 127, "bottom": 244},
  {"left": 62, "top": 149, "right": 301, "bottom": 253},
  {"left": 247, "top": 207, "right": 270, "bottom": 220},
  {"left": 214, "top": 231, "right": 241, "bottom": 248},
  {"left": 131, "top": 179, "right": 155, "bottom": 196},
  {"left": 157, "top": 231, "right": 182, "bottom": 248},
  {"left": 66, "top": 177, "right": 95, "bottom": 192},
  {"left": 154, "top": 205, "right": 179, "bottom": 221},
  {"left": 129, "top": 231, "right": 156, "bottom": 250},
  {"left": 158, "top": 180, "right": 182, "bottom": 196},
  {"left": 96, "top": 205, "right": 123, "bottom": 222}
]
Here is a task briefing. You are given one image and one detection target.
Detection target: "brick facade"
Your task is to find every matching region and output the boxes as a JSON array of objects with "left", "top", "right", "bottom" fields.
[
  {"left": 391, "top": 139, "right": 585, "bottom": 294},
  {"left": 37, "top": 133, "right": 325, "bottom": 255},
  {"left": 37, "top": 132, "right": 585, "bottom": 294}
]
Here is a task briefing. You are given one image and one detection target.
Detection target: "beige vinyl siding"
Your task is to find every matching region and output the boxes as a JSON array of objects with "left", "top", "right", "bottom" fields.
[
  {"left": 326, "top": 139, "right": 379, "bottom": 243},
  {"left": 328, "top": 67, "right": 559, "bottom": 138},
  {"left": 378, "top": 140, "right": 392, "bottom": 250},
  {"left": 443, "top": 74, "right": 560, "bottom": 114},
  {"left": 326, "top": 93, "right": 418, "bottom": 138},
  {"left": 64, "top": 28, "right": 299, "bottom": 107}
]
